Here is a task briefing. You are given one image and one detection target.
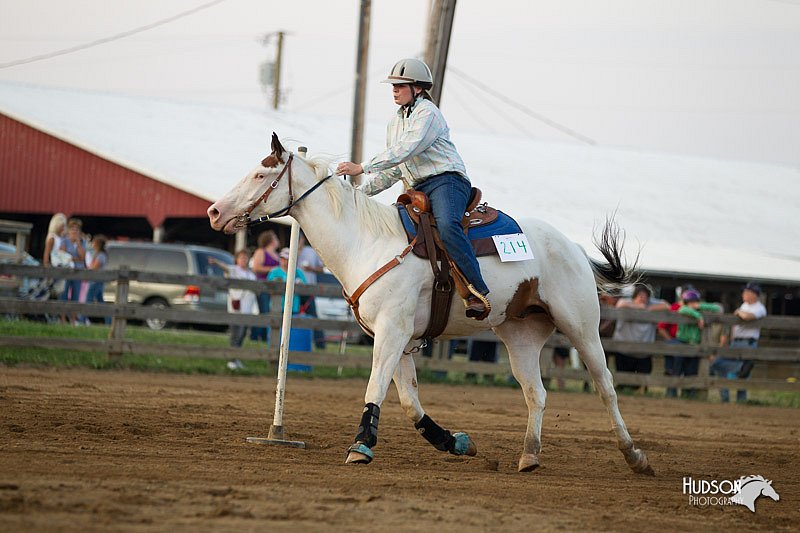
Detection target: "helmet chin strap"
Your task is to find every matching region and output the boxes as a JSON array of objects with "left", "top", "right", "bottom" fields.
[{"left": 403, "top": 86, "right": 422, "bottom": 117}]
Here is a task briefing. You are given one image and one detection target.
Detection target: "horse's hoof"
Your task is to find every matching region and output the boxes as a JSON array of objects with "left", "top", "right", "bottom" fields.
[
  {"left": 637, "top": 464, "right": 656, "bottom": 476},
  {"left": 518, "top": 453, "right": 540, "bottom": 472},
  {"left": 345, "top": 450, "right": 372, "bottom": 464},
  {"left": 623, "top": 447, "right": 655, "bottom": 476},
  {"left": 345, "top": 442, "right": 373, "bottom": 464},
  {"left": 451, "top": 432, "right": 477, "bottom": 456}
]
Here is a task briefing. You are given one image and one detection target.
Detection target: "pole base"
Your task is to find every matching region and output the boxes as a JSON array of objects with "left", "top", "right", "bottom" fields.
[
  {"left": 246, "top": 425, "right": 306, "bottom": 448},
  {"left": 246, "top": 436, "right": 306, "bottom": 448}
]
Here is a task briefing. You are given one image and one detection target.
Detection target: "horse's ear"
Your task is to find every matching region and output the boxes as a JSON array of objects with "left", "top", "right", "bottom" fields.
[{"left": 271, "top": 132, "right": 285, "bottom": 159}]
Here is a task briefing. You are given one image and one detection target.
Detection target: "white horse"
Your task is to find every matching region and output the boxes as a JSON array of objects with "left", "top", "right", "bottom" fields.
[{"left": 207, "top": 134, "right": 653, "bottom": 475}]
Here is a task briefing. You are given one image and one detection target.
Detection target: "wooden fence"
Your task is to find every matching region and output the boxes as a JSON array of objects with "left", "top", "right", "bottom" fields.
[{"left": 1, "top": 263, "right": 798, "bottom": 396}]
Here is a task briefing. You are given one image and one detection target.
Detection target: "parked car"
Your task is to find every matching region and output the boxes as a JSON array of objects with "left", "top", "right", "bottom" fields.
[
  {"left": 314, "top": 271, "right": 352, "bottom": 322},
  {"left": 103, "top": 241, "right": 234, "bottom": 330}
]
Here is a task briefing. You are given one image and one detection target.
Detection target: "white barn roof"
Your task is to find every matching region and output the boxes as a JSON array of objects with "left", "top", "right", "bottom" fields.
[{"left": 1, "top": 82, "right": 798, "bottom": 283}]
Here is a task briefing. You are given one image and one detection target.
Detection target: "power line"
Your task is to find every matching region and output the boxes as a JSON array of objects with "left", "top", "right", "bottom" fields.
[
  {"left": 447, "top": 65, "right": 597, "bottom": 146},
  {"left": 0, "top": 0, "right": 229, "bottom": 70},
  {"left": 447, "top": 75, "right": 536, "bottom": 138},
  {"left": 442, "top": 82, "right": 497, "bottom": 133}
]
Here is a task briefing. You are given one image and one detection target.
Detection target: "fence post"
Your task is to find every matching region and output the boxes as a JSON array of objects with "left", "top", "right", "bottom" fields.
[
  {"left": 108, "top": 266, "right": 129, "bottom": 358},
  {"left": 697, "top": 325, "right": 712, "bottom": 401}
]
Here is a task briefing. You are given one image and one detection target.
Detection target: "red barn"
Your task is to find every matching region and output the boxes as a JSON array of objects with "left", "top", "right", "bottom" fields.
[{"left": 0, "top": 110, "right": 240, "bottom": 259}]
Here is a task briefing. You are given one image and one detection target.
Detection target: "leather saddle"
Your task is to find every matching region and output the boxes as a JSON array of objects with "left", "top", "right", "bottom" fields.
[
  {"left": 395, "top": 187, "right": 502, "bottom": 335},
  {"left": 396, "top": 188, "right": 518, "bottom": 259},
  {"left": 398, "top": 187, "right": 498, "bottom": 231}
]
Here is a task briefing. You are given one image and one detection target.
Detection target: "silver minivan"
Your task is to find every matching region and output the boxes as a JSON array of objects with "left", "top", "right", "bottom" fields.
[{"left": 104, "top": 241, "right": 234, "bottom": 330}]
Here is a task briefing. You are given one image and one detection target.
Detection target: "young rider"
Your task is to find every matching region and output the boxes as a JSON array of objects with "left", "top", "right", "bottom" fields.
[{"left": 336, "top": 58, "right": 490, "bottom": 319}]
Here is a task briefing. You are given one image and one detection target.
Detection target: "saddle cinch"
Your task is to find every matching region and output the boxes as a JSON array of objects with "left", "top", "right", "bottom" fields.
[{"left": 395, "top": 187, "right": 523, "bottom": 338}]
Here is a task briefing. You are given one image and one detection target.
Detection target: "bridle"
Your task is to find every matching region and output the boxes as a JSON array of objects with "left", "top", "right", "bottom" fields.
[{"left": 231, "top": 152, "right": 332, "bottom": 229}]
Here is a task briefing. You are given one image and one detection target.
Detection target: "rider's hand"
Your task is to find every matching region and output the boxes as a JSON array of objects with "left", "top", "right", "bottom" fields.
[{"left": 336, "top": 162, "right": 363, "bottom": 176}]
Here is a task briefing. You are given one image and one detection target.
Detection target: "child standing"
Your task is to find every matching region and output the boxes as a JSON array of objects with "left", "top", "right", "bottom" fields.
[
  {"left": 85, "top": 235, "right": 110, "bottom": 325},
  {"left": 210, "top": 251, "right": 258, "bottom": 356},
  {"left": 267, "top": 248, "right": 307, "bottom": 314}
]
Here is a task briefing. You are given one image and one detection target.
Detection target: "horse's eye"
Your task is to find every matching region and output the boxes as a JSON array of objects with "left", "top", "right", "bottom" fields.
[{"left": 256, "top": 174, "right": 265, "bottom": 180}]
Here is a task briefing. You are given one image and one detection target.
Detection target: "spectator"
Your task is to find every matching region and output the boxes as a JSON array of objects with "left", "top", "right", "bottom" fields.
[
  {"left": 297, "top": 232, "right": 326, "bottom": 350},
  {"left": 551, "top": 346, "right": 570, "bottom": 391},
  {"left": 609, "top": 285, "right": 670, "bottom": 393},
  {"left": 210, "top": 250, "right": 258, "bottom": 370},
  {"left": 267, "top": 248, "right": 307, "bottom": 314},
  {"left": 657, "top": 286, "right": 692, "bottom": 398},
  {"left": 59, "top": 218, "right": 86, "bottom": 325},
  {"left": 599, "top": 292, "right": 621, "bottom": 339},
  {"left": 42, "top": 213, "right": 68, "bottom": 267},
  {"left": 712, "top": 282, "right": 767, "bottom": 403},
  {"left": 674, "top": 289, "right": 723, "bottom": 398},
  {"left": 85, "top": 235, "right": 110, "bottom": 325},
  {"left": 77, "top": 231, "right": 94, "bottom": 325},
  {"left": 250, "top": 230, "right": 281, "bottom": 342}
]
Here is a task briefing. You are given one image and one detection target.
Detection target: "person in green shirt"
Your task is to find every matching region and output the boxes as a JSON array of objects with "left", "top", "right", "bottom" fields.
[
  {"left": 673, "top": 289, "right": 723, "bottom": 398},
  {"left": 676, "top": 290, "right": 724, "bottom": 345},
  {"left": 266, "top": 248, "right": 307, "bottom": 314}
]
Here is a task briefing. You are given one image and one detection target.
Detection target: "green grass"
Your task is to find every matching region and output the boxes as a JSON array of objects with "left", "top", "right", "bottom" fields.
[
  {"left": 0, "top": 317, "right": 231, "bottom": 345},
  {"left": 1, "top": 318, "right": 798, "bottom": 406}
]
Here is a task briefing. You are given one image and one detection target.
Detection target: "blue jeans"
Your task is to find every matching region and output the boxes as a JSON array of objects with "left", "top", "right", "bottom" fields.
[
  {"left": 86, "top": 281, "right": 111, "bottom": 325},
  {"left": 414, "top": 172, "right": 489, "bottom": 296},
  {"left": 664, "top": 339, "right": 699, "bottom": 398},
  {"left": 710, "top": 338, "right": 755, "bottom": 403},
  {"left": 61, "top": 279, "right": 82, "bottom": 302},
  {"left": 230, "top": 324, "right": 248, "bottom": 347}
]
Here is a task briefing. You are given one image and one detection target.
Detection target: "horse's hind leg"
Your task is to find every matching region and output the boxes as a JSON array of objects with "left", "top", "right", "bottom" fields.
[
  {"left": 392, "top": 350, "right": 477, "bottom": 457},
  {"left": 570, "top": 333, "right": 654, "bottom": 475},
  {"left": 493, "top": 317, "right": 555, "bottom": 472}
]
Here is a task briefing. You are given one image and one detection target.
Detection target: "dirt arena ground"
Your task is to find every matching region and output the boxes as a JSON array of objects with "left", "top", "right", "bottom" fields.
[{"left": 1, "top": 367, "right": 796, "bottom": 531}]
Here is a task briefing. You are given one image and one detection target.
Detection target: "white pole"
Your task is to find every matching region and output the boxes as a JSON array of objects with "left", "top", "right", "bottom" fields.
[
  {"left": 247, "top": 146, "right": 308, "bottom": 448},
  {"left": 269, "top": 219, "right": 300, "bottom": 435}
]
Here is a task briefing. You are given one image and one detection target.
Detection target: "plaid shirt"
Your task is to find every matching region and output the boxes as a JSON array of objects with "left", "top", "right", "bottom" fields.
[{"left": 359, "top": 98, "right": 468, "bottom": 196}]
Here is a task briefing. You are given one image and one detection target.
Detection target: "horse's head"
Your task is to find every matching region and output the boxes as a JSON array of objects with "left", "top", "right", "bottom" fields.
[
  {"left": 733, "top": 475, "right": 780, "bottom": 512},
  {"left": 761, "top": 480, "right": 780, "bottom": 502},
  {"left": 208, "top": 133, "right": 295, "bottom": 234}
]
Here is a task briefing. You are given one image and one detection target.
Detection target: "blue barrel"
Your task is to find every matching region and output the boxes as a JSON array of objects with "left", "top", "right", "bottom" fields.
[{"left": 288, "top": 327, "right": 313, "bottom": 352}]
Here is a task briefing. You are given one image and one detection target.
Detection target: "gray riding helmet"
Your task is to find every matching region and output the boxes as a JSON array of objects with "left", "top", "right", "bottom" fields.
[{"left": 381, "top": 58, "right": 433, "bottom": 89}]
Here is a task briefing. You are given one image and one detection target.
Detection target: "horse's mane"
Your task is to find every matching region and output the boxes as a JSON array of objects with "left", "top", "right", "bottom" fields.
[
  {"left": 305, "top": 156, "right": 405, "bottom": 239},
  {"left": 739, "top": 475, "right": 769, "bottom": 485}
]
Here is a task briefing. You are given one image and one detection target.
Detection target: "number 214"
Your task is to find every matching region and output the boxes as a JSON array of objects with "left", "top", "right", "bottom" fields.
[{"left": 502, "top": 241, "right": 527, "bottom": 254}]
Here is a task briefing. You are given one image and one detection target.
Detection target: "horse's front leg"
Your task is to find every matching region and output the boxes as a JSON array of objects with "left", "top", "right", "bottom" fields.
[
  {"left": 344, "top": 321, "right": 411, "bottom": 464},
  {"left": 393, "top": 349, "right": 478, "bottom": 458}
]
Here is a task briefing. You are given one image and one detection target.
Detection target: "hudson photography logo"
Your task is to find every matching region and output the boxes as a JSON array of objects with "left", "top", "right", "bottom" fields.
[{"left": 683, "top": 475, "right": 780, "bottom": 512}]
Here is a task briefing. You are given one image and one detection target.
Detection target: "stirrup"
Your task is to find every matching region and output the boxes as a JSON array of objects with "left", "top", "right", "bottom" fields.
[{"left": 464, "top": 285, "right": 491, "bottom": 321}]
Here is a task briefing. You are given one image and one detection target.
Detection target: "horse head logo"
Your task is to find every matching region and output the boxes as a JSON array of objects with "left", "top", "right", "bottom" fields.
[{"left": 731, "top": 475, "right": 780, "bottom": 513}]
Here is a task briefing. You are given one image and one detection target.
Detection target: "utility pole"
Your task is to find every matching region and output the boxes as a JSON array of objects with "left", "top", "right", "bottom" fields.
[
  {"left": 423, "top": 0, "right": 456, "bottom": 105},
  {"left": 350, "top": 0, "right": 371, "bottom": 185},
  {"left": 272, "top": 31, "right": 284, "bottom": 110}
]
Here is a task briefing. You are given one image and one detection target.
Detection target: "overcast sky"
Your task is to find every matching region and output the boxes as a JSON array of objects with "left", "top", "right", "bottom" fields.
[{"left": 1, "top": 0, "right": 798, "bottom": 168}]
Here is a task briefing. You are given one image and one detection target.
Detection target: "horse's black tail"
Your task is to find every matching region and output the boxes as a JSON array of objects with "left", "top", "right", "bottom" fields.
[{"left": 588, "top": 215, "right": 640, "bottom": 293}]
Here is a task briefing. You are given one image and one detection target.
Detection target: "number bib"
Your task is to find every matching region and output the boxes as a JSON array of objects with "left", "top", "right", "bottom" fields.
[{"left": 491, "top": 233, "right": 534, "bottom": 262}]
